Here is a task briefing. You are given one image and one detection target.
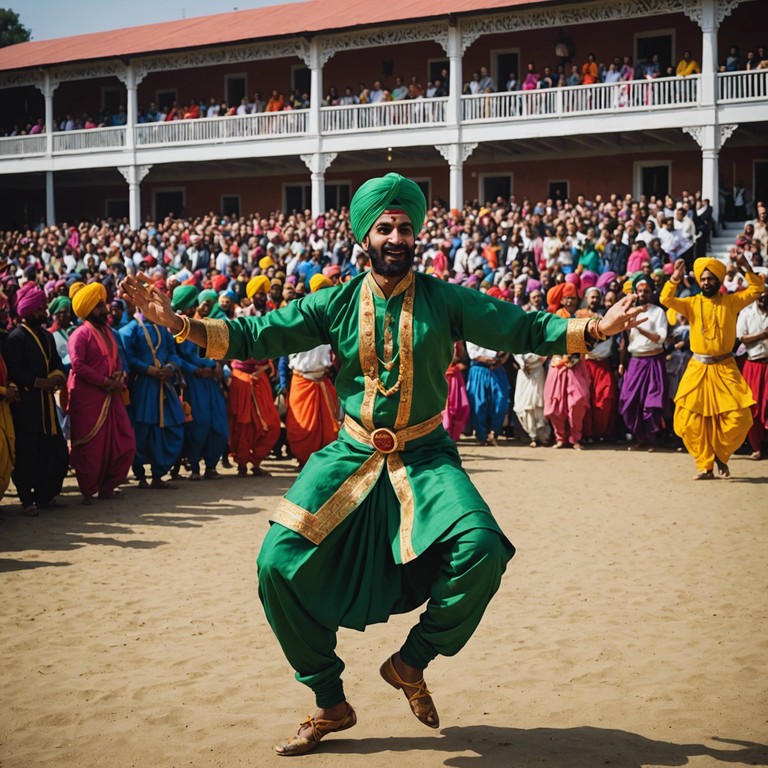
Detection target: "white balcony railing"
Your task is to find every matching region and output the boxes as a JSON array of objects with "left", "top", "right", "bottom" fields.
[
  {"left": 462, "top": 75, "right": 699, "bottom": 122},
  {"left": 321, "top": 97, "right": 448, "bottom": 133},
  {"left": 718, "top": 69, "right": 768, "bottom": 102},
  {"left": 52, "top": 125, "right": 126, "bottom": 153},
  {"left": 0, "top": 134, "right": 47, "bottom": 157},
  {"left": 136, "top": 110, "right": 309, "bottom": 146}
]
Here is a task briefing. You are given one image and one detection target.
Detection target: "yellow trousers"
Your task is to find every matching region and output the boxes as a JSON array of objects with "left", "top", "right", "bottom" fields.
[{"left": 673, "top": 405, "right": 752, "bottom": 472}]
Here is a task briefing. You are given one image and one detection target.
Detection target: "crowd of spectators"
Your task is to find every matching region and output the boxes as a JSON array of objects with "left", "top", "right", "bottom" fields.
[{"left": 3, "top": 40, "right": 765, "bottom": 138}]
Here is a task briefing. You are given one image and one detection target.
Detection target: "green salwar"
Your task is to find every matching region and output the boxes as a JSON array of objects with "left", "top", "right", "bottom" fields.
[{"left": 206, "top": 271, "right": 577, "bottom": 707}]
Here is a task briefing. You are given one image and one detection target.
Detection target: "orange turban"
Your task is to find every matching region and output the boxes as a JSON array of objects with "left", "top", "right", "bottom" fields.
[
  {"left": 546, "top": 282, "right": 577, "bottom": 313},
  {"left": 72, "top": 282, "right": 107, "bottom": 320}
]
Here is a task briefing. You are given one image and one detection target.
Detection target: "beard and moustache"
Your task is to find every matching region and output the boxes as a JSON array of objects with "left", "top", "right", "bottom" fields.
[
  {"left": 701, "top": 279, "right": 721, "bottom": 298},
  {"left": 367, "top": 242, "right": 415, "bottom": 277}
]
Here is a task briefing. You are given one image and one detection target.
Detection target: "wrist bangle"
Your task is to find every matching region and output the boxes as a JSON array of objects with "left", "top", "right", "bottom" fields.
[
  {"left": 593, "top": 317, "right": 607, "bottom": 341},
  {"left": 173, "top": 314, "right": 191, "bottom": 344},
  {"left": 669, "top": 277, "right": 680, "bottom": 285}
]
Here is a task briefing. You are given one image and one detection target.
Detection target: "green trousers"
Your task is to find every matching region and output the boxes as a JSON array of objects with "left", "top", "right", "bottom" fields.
[{"left": 257, "top": 472, "right": 514, "bottom": 708}]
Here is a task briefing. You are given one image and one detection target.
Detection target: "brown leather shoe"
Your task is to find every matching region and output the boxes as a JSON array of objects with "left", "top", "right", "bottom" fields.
[
  {"left": 380, "top": 655, "right": 439, "bottom": 729},
  {"left": 274, "top": 703, "right": 357, "bottom": 756}
]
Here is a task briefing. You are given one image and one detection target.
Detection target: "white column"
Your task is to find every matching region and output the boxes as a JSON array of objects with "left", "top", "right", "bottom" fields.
[
  {"left": 446, "top": 24, "right": 462, "bottom": 127},
  {"left": 119, "top": 64, "right": 143, "bottom": 151},
  {"left": 308, "top": 39, "right": 323, "bottom": 136},
  {"left": 699, "top": 0, "right": 717, "bottom": 107},
  {"left": 436, "top": 143, "right": 477, "bottom": 211},
  {"left": 301, "top": 153, "right": 337, "bottom": 219},
  {"left": 45, "top": 171, "right": 56, "bottom": 225},
  {"left": 118, "top": 165, "right": 152, "bottom": 230}
]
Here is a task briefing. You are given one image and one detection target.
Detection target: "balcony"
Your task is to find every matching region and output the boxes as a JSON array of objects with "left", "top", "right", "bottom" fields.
[{"left": 0, "top": 72, "right": 765, "bottom": 164}]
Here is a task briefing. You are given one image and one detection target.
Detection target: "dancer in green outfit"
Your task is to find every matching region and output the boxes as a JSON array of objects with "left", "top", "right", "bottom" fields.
[{"left": 124, "top": 173, "right": 645, "bottom": 756}]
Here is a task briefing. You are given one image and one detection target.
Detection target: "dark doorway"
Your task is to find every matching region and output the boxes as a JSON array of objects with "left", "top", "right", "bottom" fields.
[
  {"left": 221, "top": 195, "right": 240, "bottom": 217},
  {"left": 636, "top": 34, "right": 673, "bottom": 74},
  {"left": 106, "top": 199, "right": 129, "bottom": 219},
  {"left": 285, "top": 184, "right": 309, "bottom": 213},
  {"left": 755, "top": 160, "right": 768, "bottom": 207},
  {"left": 548, "top": 180, "right": 569, "bottom": 201},
  {"left": 226, "top": 77, "right": 246, "bottom": 109},
  {"left": 154, "top": 190, "right": 184, "bottom": 219},
  {"left": 325, "top": 183, "right": 350, "bottom": 211},
  {"left": 429, "top": 60, "right": 449, "bottom": 84},
  {"left": 293, "top": 67, "right": 311, "bottom": 97},
  {"left": 495, "top": 52, "right": 520, "bottom": 91},
  {"left": 482, "top": 175, "right": 511, "bottom": 204},
  {"left": 156, "top": 90, "right": 177, "bottom": 113},
  {"left": 640, "top": 165, "right": 670, "bottom": 199}
]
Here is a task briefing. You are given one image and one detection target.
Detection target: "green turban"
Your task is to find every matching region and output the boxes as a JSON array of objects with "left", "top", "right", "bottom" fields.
[
  {"left": 48, "top": 296, "right": 71, "bottom": 315},
  {"left": 349, "top": 173, "right": 426, "bottom": 243},
  {"left": 171, "top": 285, "right": 199, "bottom": 311},
  {"left": 198, "top": 289, "right": 218, "bottom": 306},
  {"left": 632, "top": 272, "right": 654, "bottom": 293}
]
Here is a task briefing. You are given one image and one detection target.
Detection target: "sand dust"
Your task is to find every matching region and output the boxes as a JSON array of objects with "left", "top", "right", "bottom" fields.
[{"left": 1, "top": 442, "right": 766, "bottom": 767}]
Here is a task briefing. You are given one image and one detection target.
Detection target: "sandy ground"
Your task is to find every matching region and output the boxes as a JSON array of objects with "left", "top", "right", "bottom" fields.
[{"left": 1, "top": 441, "right": 766, "bottom": 768}]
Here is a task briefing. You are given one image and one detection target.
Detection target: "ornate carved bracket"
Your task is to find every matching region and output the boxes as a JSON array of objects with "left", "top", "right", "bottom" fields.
[
  {"left": 435, "top": 143, "right": 477, "bottom": 165},
  {"left": 300, "top": 152, "right": 337, "bottom": 175},
  {"left": 118, "top": 165, "right": 152, "bottom": 184}
]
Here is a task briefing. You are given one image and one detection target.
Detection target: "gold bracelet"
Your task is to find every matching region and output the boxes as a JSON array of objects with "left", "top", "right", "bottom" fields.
[
  {"left": 593, "top": 316, "right": 607, "bottom": 341},
  {"left": 173, "top": 314, "right": 191, "bottom": 344},
  {"left": 669, "top": 277, "right": 681, "bottom": 285}
]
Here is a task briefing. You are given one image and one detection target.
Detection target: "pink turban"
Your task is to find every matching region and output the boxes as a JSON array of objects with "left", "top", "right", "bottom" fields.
[
  {"left": 16, "top": 286, "right": 47, "bottom": 318},
  {"left": 596, "top": 271, "right": 616, "bottom": 290},
  {"left": 580, "top": 270, "right": 598, "bottom": 291}
]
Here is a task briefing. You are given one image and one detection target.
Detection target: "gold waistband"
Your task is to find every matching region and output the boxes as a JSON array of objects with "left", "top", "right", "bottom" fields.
[{"left": 343, "top": 413, "right": 443, "bottom": 454}]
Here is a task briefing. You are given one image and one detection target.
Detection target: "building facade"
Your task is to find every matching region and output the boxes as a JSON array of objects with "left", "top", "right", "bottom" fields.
[{"left": 0, "top": 0, "right": 765, "bottom": 228}]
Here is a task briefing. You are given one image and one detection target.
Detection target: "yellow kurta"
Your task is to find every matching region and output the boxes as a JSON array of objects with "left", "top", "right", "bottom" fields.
[
  {"left": 0, "top": 388, "right": 15, "bottom": 500},
  {"left": 660, "top": 272, "right": 762, "bottom": 470}
]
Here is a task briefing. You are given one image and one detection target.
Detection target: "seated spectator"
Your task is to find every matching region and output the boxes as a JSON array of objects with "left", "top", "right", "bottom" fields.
[
  {"left": 338, "top": 86, "right": 359, "bottom": 106},
  {"left": 391, "top": 78, "right": 408, "bottom": 100},
  {"left": 537, "top": 66, "right": 555, "bottom": 89},
  {"left": 603, "top": 62, "right": 620, "bottom": 83},
  {"left": 408, "top": 76, "right": 424, "bottom": 99},
  {"left": 505, "top": 72, "right": 518, "bottom": 91},
  {"left": 567, "top": 65, "right": 581, "bottom": 86},
  {"left": 206, "top": 98, "right": 220, "bottom": 118},
  {"left": 478, "top": 67, "right": 493, "bottom": 92},
  {"left": 676, "top": 50, "right": 701, "bottom": 77},
  {"left": 266, "top": 90, "right": 284, "bottom": 112},
  {"left": 619, "top": 57, "right": 635, "bottom": 81},
  {"left": 251, "top": 92, "right": 266, "bottom": 113},
  {"left": 725, "top": 45, "right": 743, "bottom": 71}
]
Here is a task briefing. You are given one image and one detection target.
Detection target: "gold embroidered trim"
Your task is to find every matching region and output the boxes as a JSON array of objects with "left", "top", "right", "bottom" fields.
[
  {"left": 387, "top": 452, "right": 417, "bottom": 563},
  {"left": 358, "top": 281, "right": 377, "bottom": 430},
  {"left": 365, "top": 269, "right": 414, "bottom": 300},
  {"left": 394, "top": 278, "right": 415, "bottom": 430},
  {"left": 202, "top": 318, "right": 230, "bottom": 360},
  {"left": 270, "top": 451, "right": 386, "bottom": 541},
  {"left": 565, "top": 317, "right": 591, "bottom": 354},
  {"left": 319, "top": 379, "right": 341, "bottom": 432},
  {"left": 71, "top": 394, "right": 113, "bottom": 447},
  {"left": 343, "top": 413, "right": 443, "bottom": 452}
]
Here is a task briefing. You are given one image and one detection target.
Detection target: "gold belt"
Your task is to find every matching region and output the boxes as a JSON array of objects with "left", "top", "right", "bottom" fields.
[{"left": 343, "top": 413, "right": 443, "bottom": 454}]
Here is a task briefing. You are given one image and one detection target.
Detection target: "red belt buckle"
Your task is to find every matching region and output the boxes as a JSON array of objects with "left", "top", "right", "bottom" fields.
[{"left": 370, "top": 427, "right": 398, "bottom": 454}]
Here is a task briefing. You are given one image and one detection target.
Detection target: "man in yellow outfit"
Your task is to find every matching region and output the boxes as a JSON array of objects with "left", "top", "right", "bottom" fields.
[{"left": 660, "top": 253, "right": 763, "bottom": 478}]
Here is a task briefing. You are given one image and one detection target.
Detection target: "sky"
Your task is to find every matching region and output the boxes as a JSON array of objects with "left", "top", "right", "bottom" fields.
[{"left": 12, "top": 0, "right": 300, "bottom": 42}]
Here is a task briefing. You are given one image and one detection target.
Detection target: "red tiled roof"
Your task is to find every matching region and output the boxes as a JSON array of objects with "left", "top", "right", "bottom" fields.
[{"left": 0, "top": 0, "right": 550, "bottom": 73}]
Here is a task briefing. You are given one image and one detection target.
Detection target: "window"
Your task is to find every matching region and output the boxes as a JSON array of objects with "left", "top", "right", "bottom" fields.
[
  {"left": 548, "top": 180, "right": 569, "bottom": 202},
  {"left": 153, "top": 188, "right": 185, "bottom": 219},
  {"left": 156, "top": 89, "right": 178, "bottom": 113},
  {"left": 284, "top": 183, "right": 311, "bottom": 213},
  {"left": 225, "top": 74, "right": 247, "bottom": 110},
  {"left": 754, "top": 159, "right": 768, "bottom": 207},
  {"left": 221, "top": 195, "right": 241, "bottom": 217},
  {"left": 479, "top": 173, "right": 513, "bottom": 206},
  {"left": 634, "top": 161, "right": 671, "bottom": 200},
  {"left": 324, "top": 183, "right": 351, "bottom": 211},
  {"left": 428, "top": 59, "right": 449, "bottom": 85}
]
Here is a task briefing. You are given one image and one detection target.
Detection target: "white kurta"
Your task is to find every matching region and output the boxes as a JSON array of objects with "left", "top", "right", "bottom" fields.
[{"left": 512, "top": 353, "right": 550, "bottom": 442}]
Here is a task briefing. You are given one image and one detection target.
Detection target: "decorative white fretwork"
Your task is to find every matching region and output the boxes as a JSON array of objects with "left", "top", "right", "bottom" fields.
[
  {"left": 118, "top": 165, "right": 152, "bottom": 184},
  {"left": 435, "top": 143, "right": 478, "bottom": 165},
  {"left": 719, "top": 123, "right": 738, "bottom": 145},
  {"left": 134, "top": 39, "right": 310, "bottom": 82},
  {"left": 300, "top": 153, "right": 337, "bottom": 175},
  {"left": 462, "top": 0, "right": 707, "bottom": 51},
  {"left": 682, "top": 125, "right": 704, "bottom": 146},
  {"left": 319, "top": 22, "right": 451, "bottom": 65}
]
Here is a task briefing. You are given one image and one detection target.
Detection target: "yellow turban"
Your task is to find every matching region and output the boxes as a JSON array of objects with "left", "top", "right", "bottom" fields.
[
  {"left": 72, "top": 282, "right": 107, "bottom": 320},
  {"left": 693, "top": 257, "right": 726, "bottom": 284},
  {"left": 68, "top": 281, "right": 85, "bottom": 299},
  {"left": 258, "top": 256, "right": 275, "bottom": 270},
  {"left": 622, "top": 279, "right": 633, "bottom": 295},
  {"left": 246, "top": 275, "right": 270, "bottom": 298},
  {"left": 309, "top": 274, "right": 332, "bottom": 292}
]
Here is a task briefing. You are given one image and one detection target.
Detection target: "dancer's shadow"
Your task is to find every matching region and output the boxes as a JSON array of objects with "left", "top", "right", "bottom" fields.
[{"left": 327, "top": 726, "right": 768, "bottom": 766}]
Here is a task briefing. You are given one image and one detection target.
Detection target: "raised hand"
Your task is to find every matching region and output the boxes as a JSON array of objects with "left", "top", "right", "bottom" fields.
[
  {"left": 599, "top": 293, "right": 647, "bottom": 337},
  {"left": 122, "top": 272, "right": 183, "bottom": 333},
  {"left": 672, "top": 258, "right": 686, "bottom": 282}
]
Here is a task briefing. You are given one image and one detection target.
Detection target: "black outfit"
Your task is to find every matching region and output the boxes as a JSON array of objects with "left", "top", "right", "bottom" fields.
[{"left": 4, "top": 324, "right": 68, "bottom": 507}]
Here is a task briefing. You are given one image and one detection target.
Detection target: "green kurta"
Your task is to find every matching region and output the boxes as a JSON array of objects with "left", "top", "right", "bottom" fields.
[{"left": 208, "top": 271, "right": 572, "bottom": 564}]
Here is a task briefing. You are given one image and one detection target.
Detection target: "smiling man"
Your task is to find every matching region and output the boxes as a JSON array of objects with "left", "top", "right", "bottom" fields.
[{"left": 123, "top": 173, "right": 645, "bottom": 756}]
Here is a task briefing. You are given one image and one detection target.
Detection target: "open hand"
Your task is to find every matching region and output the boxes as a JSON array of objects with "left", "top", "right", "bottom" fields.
[
  {"left": 599, "top": 293, "right": 648, "bottom": 337},
  {"left": 122, "top": 272, "right": 183, "bottom": 333}
]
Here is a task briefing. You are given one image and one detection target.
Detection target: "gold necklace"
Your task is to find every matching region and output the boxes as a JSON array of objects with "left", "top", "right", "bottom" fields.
[{"left": 699, "top": 297, "right": 720, "bottom": 342}]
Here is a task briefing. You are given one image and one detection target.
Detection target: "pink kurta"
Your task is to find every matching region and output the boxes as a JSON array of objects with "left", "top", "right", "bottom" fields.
[{"left": 67, "top": 323, "right": 136, "bottom": 498}]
